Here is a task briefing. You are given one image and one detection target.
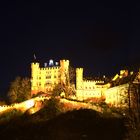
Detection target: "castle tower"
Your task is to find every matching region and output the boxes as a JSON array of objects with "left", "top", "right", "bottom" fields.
[
  {"left": 31, "top": 62, "right": 40, "bottom": 95},
  {"left": 60, "top": 60, "right": 70, "bottom": 84},
  {"left": 76, "top": 68, "right": 83, "bottom": 90}
]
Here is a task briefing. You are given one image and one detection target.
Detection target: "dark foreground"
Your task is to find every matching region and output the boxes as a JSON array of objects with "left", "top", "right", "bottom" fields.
[{"left": 0, "top": 109, "right": 126, "bottom": 140}]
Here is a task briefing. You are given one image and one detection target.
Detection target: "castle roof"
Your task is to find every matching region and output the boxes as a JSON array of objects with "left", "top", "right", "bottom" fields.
[{"left": 110, "top": 72, "right": 137, "bottom": 87}]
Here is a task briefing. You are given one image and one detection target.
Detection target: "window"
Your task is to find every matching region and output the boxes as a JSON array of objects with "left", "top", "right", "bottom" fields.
[
  {"left": 46, "top": 81, "right": 51, "bottom": 85},
  {"left": 125, "top": 99, "right": 128, "bottom": 103},
  {"left": 46, "top": 76, "right": 51, "bottom": 79}
]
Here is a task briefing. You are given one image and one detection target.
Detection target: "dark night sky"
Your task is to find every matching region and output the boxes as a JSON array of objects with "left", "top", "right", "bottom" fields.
[{"left": 0, "top": 1, "right": 140, "bottom": 95}]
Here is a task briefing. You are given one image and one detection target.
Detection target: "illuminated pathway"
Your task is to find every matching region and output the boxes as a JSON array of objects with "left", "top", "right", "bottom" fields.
[
  {"left": 0, "top": 96, "right": 50, "bottom": 114},
  {"left": 0, "top": 96, "right": 103, "bottom": 115}
]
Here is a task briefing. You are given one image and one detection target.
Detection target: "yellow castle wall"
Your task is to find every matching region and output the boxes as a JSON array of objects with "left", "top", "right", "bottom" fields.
[
  {"left": 31, "top": 60, "right": 69, "bottom": 95},
  {"left": 105, "top": 84, "right": 129, "bottom": 107},
  {"left": 76, "top": 68, "right": 105, "bottom": 100}
]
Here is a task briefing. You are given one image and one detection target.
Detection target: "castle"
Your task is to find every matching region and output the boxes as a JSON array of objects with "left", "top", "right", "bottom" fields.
[
  {"left": 31, "top": 59, "right": 140, "bottom": 107},
  {"left": 31, "top": 59, "right": 69, "bottom": 94}
]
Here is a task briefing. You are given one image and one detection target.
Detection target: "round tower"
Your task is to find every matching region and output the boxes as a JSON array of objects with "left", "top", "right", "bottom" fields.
[{"left": 76, "top": 68, "right": 83, "bottom": 90}]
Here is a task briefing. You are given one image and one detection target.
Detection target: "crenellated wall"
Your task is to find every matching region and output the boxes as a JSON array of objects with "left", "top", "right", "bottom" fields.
[
  {"left": 0, "top": 99, "right": 35, "bottom": 113},
  {"left": 0, "top": 96, "right": 50, "bottom": 114},
  {"left": 76, "top": 68, "right": 106, "bottom": 100}
]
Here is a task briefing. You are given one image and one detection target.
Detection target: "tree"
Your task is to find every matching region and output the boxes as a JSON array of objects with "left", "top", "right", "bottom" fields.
[
  {"left": 69, "top": 66, "right": 76, "bottom": 84},
  {"left": 127, "top": 82, "right": 140, "bottom": 139},
  {"left": 51, "top": 66, "right": 76, "bottom": 99},
  {"left": 44, "top": 97, "right": 62, "bottom": 119},
  {"left": 7, "top": 77, "right": 31, "bottom": 103},
  {"left": 52, "top": 83, "right": 64, "bottom": 97},
  {"left": 52, "top": 82, "right": 76, "bottom": 98}
]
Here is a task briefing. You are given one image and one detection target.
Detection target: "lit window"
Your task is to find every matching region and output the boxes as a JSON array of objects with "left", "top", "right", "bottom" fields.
[
  {"left": 125, "top": 99, "right": 128, "bottom": 103},
  {"left": 46, "top": 76, "right": 51, "bottom": 79}
]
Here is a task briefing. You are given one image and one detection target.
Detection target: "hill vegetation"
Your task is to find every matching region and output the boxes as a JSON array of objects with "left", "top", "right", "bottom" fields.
[{"left": 0, "top": 109, "right": 126, "bottom": 140}]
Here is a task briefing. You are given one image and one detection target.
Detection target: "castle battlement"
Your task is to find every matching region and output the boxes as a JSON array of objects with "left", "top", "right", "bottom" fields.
[
  {"left": 84, "top": 80, "right": 95, "bottom": 83},
  {"left": 40, "top": 66, "right": 60, "bottom": 70},
  {"left": 60, "top": 59, "right": 69, "bottom": 63},
  {"left": 40, "top": 68, "right": 46, "bottom": 70},
  {"left": 32, "top": 63, "right": 39, "bottom": 65},
  {"left": 76, "top": 68, "right": 83, "bottom": 71}
]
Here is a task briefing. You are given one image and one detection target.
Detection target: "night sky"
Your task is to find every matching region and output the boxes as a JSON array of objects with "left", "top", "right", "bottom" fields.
[{"left": 0, "top": 1, "right": 140, "bottom": 95}]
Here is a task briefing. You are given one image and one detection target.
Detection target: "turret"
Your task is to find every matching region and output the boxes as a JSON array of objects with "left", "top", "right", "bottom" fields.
[
  {"left": 76, "top": 68, "right": 83, "bottom": 89},
  {"left": 31, "top": 63, "right": 40, "bottom": 95}
]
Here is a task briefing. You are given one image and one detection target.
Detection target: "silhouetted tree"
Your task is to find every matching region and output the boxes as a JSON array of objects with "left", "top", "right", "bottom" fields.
[
  {"left": 69, "top": 66, "right": 76, "bottom": 84},
  {"left": 52, "top": 83, "right": 76, "bottom": 98},
  {"left": 44, "top": 97, "right": 62, "bottom": 119},
  {"left": 7, "top": 77, "right": 31, "bottom": 103},
  {"left": 52, "top": 83, "right": 64, "bottom": 97}
]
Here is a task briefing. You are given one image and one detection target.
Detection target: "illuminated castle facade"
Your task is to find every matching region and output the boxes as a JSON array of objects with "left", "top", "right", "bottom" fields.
[
  {"left": 31, "top": 59, "right": 107, "bottom": 99},
  {"left": 31, "top": 59, "right": 69, "bottom": 94},
  {"left": 76, "top": 68, "right": 110, "bottom": 100},
  {"left": 31, "top": 59, "right": 140, "bottom": 107}
]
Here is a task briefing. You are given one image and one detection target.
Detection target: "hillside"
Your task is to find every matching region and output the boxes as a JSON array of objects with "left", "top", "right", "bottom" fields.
[{"left": 0, "top": 109, "right": 126, "bottom": 140}]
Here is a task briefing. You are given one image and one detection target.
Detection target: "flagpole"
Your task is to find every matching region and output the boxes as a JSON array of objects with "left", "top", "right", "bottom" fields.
[{"left": 34, "top": 54, "right": 36, "bottom": 60}]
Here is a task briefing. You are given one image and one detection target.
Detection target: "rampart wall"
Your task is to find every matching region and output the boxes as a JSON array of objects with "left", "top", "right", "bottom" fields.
[
  {"left": 105, "top": 84, "right": 129, "bottom": 107},
  {"left": 0, "top": 96, "right": 50, "bottom": 114}
]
